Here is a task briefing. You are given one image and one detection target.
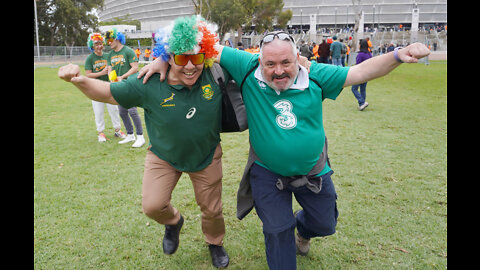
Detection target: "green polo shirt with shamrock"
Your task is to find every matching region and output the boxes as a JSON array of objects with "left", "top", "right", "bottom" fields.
[
  {"left": 85, "top": 52, "right": 109, "bottom": 82},
  {"left": 220, "top": 46, "right": 349, "bottom": 177},
  {"left": 110, "top": 69, "right": 228, "bottom": 172}
]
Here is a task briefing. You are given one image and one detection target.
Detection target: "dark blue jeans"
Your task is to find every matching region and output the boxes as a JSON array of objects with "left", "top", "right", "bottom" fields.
[
  {"left": 250, "top": 163, "right": 339, "bottom": 270},
  {"left": 351, "top": 82, "right": 367, "bottom": 106}
]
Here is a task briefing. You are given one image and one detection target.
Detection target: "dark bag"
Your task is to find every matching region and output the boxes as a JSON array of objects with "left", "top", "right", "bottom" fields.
[{"left": 209, "top": 63, "right": 256, "bottom": 133}]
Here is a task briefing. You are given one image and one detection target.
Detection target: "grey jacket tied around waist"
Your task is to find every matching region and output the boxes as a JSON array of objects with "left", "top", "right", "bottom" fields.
[
  {"left": 276, "top": 175, "right": 322, "bottom": 194},
  {"left": 236, "top": 137, "right": 330, "bottom": 220}
]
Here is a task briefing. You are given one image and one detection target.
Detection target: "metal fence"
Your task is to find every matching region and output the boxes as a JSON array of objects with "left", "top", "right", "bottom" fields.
[
  {"left": 34, "top": 46, "right": 91, "bottom": 67},
  {"left": 33, "top": 46, "right": 138, "bottom": 67},
  {"left": 34, "top": 29, "right": 446, "bottom": 67}
]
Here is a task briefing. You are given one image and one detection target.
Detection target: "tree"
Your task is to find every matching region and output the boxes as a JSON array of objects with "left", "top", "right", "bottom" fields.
[
  {"left": 34, "top": 0, "right": 103, "bottom": 46},
  {"left": 193, "top": 0, "right": 246, "bottom": 41},
  {"left": 99, "top": 14, "right": 141, "bottom": 29},
  {"left": 244, "top": 0, "right": 291, "bottom": 34},
  {"left": 351, "top": 0, "right": 363, "bottom": 51},
  {"left": 276, "top": 9, "right": 293, "bottom": 29},
  {"left": 193, "top": 0, "right": 292, "bottom": 42}
]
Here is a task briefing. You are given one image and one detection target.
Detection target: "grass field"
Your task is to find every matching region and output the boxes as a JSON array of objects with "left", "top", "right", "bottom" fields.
[{"left": 34, "top": 61, "right": 446, "bottom": 269}]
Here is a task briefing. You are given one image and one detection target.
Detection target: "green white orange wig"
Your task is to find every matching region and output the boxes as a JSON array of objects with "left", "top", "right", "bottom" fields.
[{"left": 153, "top": 15, "right": 219, "bottom": 68}]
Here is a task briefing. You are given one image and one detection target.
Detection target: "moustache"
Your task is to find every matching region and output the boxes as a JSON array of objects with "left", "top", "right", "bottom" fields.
[{"left": 272, "top": 73, "right": 290, "bottom": 80}]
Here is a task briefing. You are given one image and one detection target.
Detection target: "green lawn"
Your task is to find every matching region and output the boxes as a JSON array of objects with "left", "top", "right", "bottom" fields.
[{"left": 34, "top": 61, "right": 446, "bottom": 269}]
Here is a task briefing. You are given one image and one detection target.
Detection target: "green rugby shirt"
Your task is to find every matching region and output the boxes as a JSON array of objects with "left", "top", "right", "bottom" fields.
[
  {"left": 110, "top": 69, "right": 228, "bottom": 172},
  {"left": 220, "top": 46, "right": 349, "bottom": 176},
  {"left": 84, "top": 53, "right": 109, "bottom": 82},
  {"left": 107, "top": 46, "right": 138, "bottom": 77}
]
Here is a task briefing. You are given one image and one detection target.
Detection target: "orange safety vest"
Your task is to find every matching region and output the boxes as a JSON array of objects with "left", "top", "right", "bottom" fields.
[{"left": 312, "top": 45, "right": 319, "bottom": 58}]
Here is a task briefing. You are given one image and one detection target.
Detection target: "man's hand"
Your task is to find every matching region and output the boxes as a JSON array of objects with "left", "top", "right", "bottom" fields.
[
  {"left": 57, "top": 63, "right": 117, "bottom": 105},
  {"left": 298, "top": 55, "right": 311, "bottom": 73},
  {"left": 58, "top": 63, "right": 83, "bottom": 83},
  {"left": 344, "top": 42, "right": 430, "bottom": 87},
  {"left": 137, "top": 57, "right": 169, "bottom": 84},
  {"left": 397, "top": 42, "right": 431, "bottom": 63}
]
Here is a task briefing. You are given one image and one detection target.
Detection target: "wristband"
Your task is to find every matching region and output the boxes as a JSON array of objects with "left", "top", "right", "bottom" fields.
[{"left": 393, "top": 47, "right": 404, "bottom": 63}]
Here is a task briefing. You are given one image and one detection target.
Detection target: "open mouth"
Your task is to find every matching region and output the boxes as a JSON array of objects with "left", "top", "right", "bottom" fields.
[
  {"left": 273, "top": 77, "right": 289, "bottom": 82},
  {"left": 272, "top": 73, "right": 290, "bottom": 82},
  {"left": 183, "top": 70, "right": 197, "bottom": 78}
]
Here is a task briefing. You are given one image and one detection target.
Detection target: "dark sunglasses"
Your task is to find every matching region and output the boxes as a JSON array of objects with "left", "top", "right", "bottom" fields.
[
  {"left": 260, "top": 32, "right": 295, "bottom": 47},
  {"left": 173, "top": 53, "right": 205, "bottom": 66}
]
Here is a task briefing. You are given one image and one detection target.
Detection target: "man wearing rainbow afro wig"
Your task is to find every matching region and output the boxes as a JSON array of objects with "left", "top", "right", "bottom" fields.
[
  {"left": 104, "top": 28, "right": 145, "bottom": 148},
  {"left": 147, "top": 15, "right": 221, "bottom": 80},
  {"left": 84, "top": 32, "right": 125, "bottom": 142},
  {"left": 58, "top": 15, "right": 231, "bottom": 268}
]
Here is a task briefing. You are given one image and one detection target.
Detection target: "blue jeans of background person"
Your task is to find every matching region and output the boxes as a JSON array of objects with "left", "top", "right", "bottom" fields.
[
  {"left": 249, "top": 163, "right": 339, "bottom": 270},
  {"left": 332, "top": 57, "right": 343, "bottom": 66},
  {"left": 351, "top": 82, "right": 367, "bottom": 106}
]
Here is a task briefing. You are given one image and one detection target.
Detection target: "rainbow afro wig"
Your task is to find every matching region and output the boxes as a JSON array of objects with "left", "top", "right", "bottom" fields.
[
  {"left": 104, "top": 28, "right": 126, "bottom": 45},
  {"left": 87, "top": 33, "right": 104, "bottom": 52},
  {"left": 152, "top": 15, "right": 219, "bottom": 68}
]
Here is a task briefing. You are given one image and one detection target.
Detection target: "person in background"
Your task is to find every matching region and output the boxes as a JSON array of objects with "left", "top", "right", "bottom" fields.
[
  {"left": 135, "top": 47, "right": 141, "bottom": 59},
  {"left": 329, "top": 36, "right": 343, "bottom": 66},
  {"left": 345, "top": 43, "right": 351, "bottom": 66},
  {"left": 312, "top": 42, "right": 319, "bottom": 62},
  {"left": 299, "top": 40, "right": 312, "bottom": 59},
  {"left": 144, "top": 47, "right": 152, "bottom": 61},
  {"left": 339, "top": 38, "right": 347, "bottom": 67},
  {"left": 318, "top": 39, "right": 330, "bottom": 64},
  {"left": 366, "top": 37, "right": 373, "bottom": 53},
  {"left": 84, "top": 32, "right": 125, "bottom": 142},
  {"left": 351, "top": 39, "right": 373, "bottom": 111},
  {"left": 237, "top": 42, "right": 245, "bottom": 51},
  {"left": 105, "top": 28, "right": 145, "bottom": 148}
]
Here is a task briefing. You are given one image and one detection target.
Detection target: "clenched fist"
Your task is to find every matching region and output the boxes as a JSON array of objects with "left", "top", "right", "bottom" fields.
[
  {"left": 58, "top": 63, "right": 84, "bottom": 83},
  {"left": 397, "top": 42, "right": 431, "bottom": 63}
]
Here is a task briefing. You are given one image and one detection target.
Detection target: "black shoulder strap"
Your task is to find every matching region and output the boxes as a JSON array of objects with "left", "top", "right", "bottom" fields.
[
  {"left": 309, "top": 78, "right": 321, "bottom": 88},
  {"left": 240, "top": 62, "right": 259, "bottom": 93},
  {"left": 309, "top": 77, "right": 324, "bottom": 100},
  {"left": 209, "top": 63, "right": 226, "bottom": 93}
]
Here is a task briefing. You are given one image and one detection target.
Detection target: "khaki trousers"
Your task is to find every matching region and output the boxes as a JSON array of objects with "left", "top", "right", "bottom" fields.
[{"left": 142, "top": 144, "right": 225, "bottom": 245}]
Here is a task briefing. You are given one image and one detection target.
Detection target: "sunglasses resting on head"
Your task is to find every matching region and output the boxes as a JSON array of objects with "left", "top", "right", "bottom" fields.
[{"left": 260, "top": 31, "right": 295, "bottom": 48}]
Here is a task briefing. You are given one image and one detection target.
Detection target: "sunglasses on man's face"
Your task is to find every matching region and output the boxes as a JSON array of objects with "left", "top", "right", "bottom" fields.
[
  {"left": 260, "top": 32, "right": 295, "bottom": 47},
  {"left": 173, "top": 53, "right": 205, "bottom": 66}
]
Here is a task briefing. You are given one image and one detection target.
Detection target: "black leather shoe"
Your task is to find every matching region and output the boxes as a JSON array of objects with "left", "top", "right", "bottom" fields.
[
  {"left": 208, "top": 244, "right": 229, "bottom": 268},
  {"left": 162, "top": 215, "right": 184, "bottom": 255}
]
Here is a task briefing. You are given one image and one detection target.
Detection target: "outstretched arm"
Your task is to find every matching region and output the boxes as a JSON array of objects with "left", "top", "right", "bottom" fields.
[
  {"left": 58, "top": 64, "right": 118, "bottom": 105},
  {"left": 136, "top": 44, "right": 312, "bottom": 83},
  {"left": 344, "top": 42, "right": 430, "bottom": 87}
]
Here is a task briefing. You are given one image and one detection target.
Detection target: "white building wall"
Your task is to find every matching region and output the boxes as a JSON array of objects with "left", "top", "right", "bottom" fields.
[{"left": 98, "top": 0, "right": 446, "bottom": 31}]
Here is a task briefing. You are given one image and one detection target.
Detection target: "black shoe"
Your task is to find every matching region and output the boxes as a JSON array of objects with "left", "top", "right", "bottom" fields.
[
  {"left": 208, "top": 244, "right": 229, "bottom": 268},
  {"left": 162, "top": 215, "right": 184, "bottom": 255}
]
